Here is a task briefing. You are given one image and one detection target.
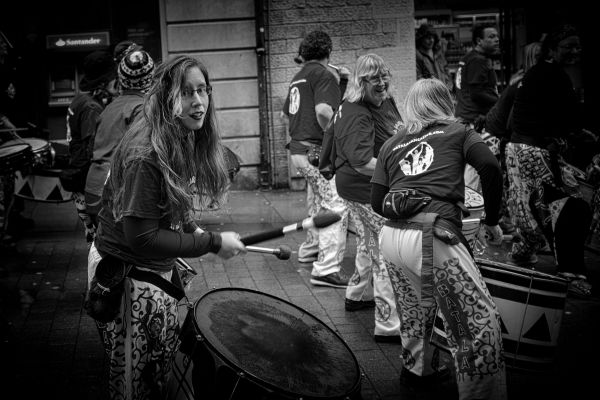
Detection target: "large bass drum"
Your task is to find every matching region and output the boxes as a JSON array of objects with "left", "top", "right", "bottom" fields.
[{"left": 169, "top": 288, "right": 362, "bottom": 400}]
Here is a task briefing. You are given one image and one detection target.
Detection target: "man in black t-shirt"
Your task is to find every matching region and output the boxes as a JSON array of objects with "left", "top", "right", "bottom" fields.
[
  {"left": 282, "top": 31, "right": 349, "bottom": 288},
  {"left": 455, "top": 24, "right": 501, "bottom": 193}
]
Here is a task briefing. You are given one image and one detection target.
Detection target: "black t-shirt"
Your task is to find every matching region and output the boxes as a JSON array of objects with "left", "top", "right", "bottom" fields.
[
  {"left": 95, "top": 153, "right": 176, "bottom": 272},
  {"left": 455, "top": 50, "right": 499, "bottom": 123},
  {"left": 283, "top": 61, "right": 341, "bottom": 154},
  {"left": 335, "top": 98, "right": 401, "bottom": 203},
  {"left": 67, "top": 93, "right": 103, "bottom": 170},
  {"left": 511, "top": 60, "right": 580, "bottom": 145},
  {"left": 372, "top": 121, "right": 483, "bottom": 226}
]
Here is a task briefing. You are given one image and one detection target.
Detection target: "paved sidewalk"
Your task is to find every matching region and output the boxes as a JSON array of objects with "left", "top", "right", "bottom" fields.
[{"left": 1, "top": 189, "right": 599, "bottom": 400}]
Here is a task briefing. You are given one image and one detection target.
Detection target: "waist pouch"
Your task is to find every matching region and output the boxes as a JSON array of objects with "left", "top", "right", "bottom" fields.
[
  {"left": 382, "top": 189, "right": 432, "bottom": 220},
  {"left": 84, "top": 254, "right": 186, "bottom": 323},
  {"left": 306, "top": 144, "right": 322, "bottom": 167}
]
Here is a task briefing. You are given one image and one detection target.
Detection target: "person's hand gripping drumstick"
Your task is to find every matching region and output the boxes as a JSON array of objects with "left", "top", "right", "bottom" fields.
[{"left": 216, "top": 232, "right": 247, "bottom": 259}]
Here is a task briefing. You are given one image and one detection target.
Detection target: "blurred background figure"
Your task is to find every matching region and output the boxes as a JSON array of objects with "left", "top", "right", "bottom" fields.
[
  {"left": 61, "top": 50, "right": 117, "bottom": 247},
  {"left": 505, "top": 24, "right": 594, "bottom": 297},
  {"left": 415, "top": 23, "right": 452, "bottom": 90},
  {"left": 84, "top": 49, "right": 154, "bottom": 224}
]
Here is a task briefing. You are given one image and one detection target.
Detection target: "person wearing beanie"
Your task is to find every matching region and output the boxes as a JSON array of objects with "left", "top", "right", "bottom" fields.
[
  {"left": 112, "top": 40, "right": 142, "bottom": 64},
  {"left": 282, "top": 30, "right": 350, "bottom": 288},
  {"left": 62, "top": 50, "right": 118, "bottom": 246},
  {"left": 85, "top": 49, "right": 155, "bottom": 224},
  {"left": 112, "top": 40, "right": 143, "bottom": 92}
]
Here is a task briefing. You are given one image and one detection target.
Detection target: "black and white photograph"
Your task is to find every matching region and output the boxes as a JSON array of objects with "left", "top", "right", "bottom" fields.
[{"left": 1, "top": 1, "right": 598, "bottom": 399}]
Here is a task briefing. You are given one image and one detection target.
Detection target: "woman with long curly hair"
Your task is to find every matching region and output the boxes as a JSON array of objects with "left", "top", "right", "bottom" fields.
[{"left": 88, "top": 55, "right": 246, "bottom": 399}]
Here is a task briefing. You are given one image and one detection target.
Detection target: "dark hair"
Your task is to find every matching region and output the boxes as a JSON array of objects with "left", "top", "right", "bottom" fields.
[
  {"left": 299, "top": 31, "right": 332, "bottom": 61},
  {"left": 415, "top": 24, "right": 438, "bottom": 47},
  {"left": 541, "top": 23, "right": 579, "bottom": 58},
  {"left": 472, "top": 24, "right": 496, "bottom": 45}
]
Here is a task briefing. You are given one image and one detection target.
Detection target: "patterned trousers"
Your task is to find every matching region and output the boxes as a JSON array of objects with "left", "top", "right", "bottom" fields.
[
  {"left": 88, "top": 244, "right": 181, "bottom": 400},
  {"left": 344, "top": 200, "right": 400, "bottom": 337},
  {"left": 290, "top": 154, "right": 348, "bottom": 276},
  {"left": 380, "top": 226, "right": 507, "bottom": 400},
  {"left": 505, "top": 142, "right": 583, "bottom": 259},
  {"left": 73, "top": 191, "right": 96, "bottom": 246}
]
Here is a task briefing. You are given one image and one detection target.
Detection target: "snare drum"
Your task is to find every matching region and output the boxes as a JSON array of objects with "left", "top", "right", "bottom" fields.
[
  {"left": 462, "top": 186, "right": 485, "bottom": 250},
  {"left": 169, "top": 288, "right": 362, "bottom": 400},
  {"left": 1, "top": 138, "right": 54, "bottom": 170},
  {"left": 0, "top": 142, "right": 34, "bottom": 174},
  {"left": 431, "top": 259, "right": 568, "bottom": 371},
  {"left": 14, "top": 169, "right": 72, "bottom": 203}
]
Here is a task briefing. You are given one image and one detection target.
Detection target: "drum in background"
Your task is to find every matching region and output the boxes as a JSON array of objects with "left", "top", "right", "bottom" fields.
[
  {"left": 14, "top": 169, "right": 72, "bottom": 203},
  {"left": 169, "top": 288, "right": 362, "bottom": 400},
  {"left": 462, "top": 186, "right": 485, "bottom": 251},
  {"left": 0, "top": 142, "right": 34, "bottom": 174},
  {"left": 431, "top": 259, "right": 568, "bottom": 372},
  {"left": 1, "top": 138, "right": 54, "bottom": 170}
]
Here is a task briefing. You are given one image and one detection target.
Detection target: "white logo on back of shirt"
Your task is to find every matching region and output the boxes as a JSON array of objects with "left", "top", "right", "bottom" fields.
[
  {"left": 399, "top": 142, "right": 434, "bottom": 175},
  {"left": 289, "top": 87, "right": 300, "bottom": 115}
]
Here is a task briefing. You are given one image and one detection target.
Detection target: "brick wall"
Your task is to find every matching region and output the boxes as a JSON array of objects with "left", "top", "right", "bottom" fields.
[{"left": 264, "top": 0, "right": 416, "bottom": 189}]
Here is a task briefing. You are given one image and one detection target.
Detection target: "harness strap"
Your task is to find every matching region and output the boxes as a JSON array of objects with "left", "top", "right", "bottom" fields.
[{"left": 128, "top": 267, "right": 186, "bottom": 301}]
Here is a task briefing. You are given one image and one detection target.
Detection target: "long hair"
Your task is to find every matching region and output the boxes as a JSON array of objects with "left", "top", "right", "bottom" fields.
[
  {"left": 510, "top": 41, "right": 541, "bottom": 85},
  {"left": 109, "top": 55, "right": 228, "bottom": 224},
  {"left": 344, "top": 53, "right": 391, "bottom": 103},
  {"left": 403, "top": 78, "right": 456, "bottom": 135}
]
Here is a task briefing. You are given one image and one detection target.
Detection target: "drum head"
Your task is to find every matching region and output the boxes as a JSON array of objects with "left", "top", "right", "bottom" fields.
[
  {"left": 465, "top": 186, "right": 484, "bottom": 209},
  {"left": 194, "top": 288, "right": 361, "bottom": 398},
  {"left": 0, "top": 143, "right": 29, "bottom": 157},
  {"left": 4, "top": 138, "right": 47, "bottom": 150}
]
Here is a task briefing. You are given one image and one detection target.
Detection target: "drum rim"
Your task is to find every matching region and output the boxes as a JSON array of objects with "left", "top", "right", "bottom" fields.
[
  {"left": 475, "top": 258, "right": 569, "bottom": 283},
  {"left": 192, "top": 287, "right": 362, "bottom": 399}
]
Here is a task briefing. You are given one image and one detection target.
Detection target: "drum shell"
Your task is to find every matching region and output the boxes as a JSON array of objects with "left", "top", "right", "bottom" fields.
[
  {"left": 431, "top": 259, "right": 568, "bottom": 371},
  {"left": 462, "top": 186, "right": 485, "bottom": 250},
  {"left": 169, "top": 288, "right": 362, "bottom": 400},
  {"left": 14, "top": 170, "right": 72, "bottom": 203},
  {"left": 2, "top": 138, "right": 54, "bottom": 170},
  {"left": 0, "top": 143, "right": 34, "bottom": 174}
]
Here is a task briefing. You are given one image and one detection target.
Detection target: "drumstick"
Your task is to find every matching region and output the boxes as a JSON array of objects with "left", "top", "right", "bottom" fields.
[
  {"left": 246, "top": 245, "right": 292, "bottom": 260},
  {"left": 241, "top": 212, "right": 341, "bottom": 245}
]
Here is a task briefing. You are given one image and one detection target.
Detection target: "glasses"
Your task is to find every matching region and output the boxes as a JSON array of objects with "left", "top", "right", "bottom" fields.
[
  {"left": 182, "top": 85, "right": 212, "bottom": 98},
  {"left": 365, "top": 74, "right": 390, "bottom": 85}
]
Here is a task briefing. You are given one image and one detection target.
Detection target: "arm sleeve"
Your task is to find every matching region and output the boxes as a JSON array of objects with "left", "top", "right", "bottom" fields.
[
  {"left": 465, "top": 142, "right": 502, "bottom": 225},
  {"left": 282, "top": 94, "right": 290, "bottom": 117},
  {"left": 81, "top": 104, "right": 102, "bottom": 140},
  {"left": 123, "top": 216, "right": 222, "bottom": 258},
  {"left": 371, "top": 182, "right": 389, "bottom": 217}
]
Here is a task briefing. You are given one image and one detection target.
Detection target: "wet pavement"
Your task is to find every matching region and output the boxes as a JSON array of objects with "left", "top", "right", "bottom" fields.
[{"left": 1, "top": 189, "right": 599, "bottom": 400}]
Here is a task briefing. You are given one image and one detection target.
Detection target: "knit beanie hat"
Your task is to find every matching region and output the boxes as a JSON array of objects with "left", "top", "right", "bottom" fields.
[
  {"left": 113, "top": 40, "right": 142, "bottom": 63},
  {"left": 118, "top": 50, "right": 154, "bottom": 92}
]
